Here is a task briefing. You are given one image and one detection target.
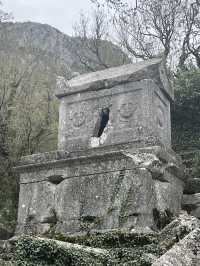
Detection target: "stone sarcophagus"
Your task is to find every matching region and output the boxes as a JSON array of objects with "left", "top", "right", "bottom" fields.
[
  {"left": 56, "top": 58, "right": 173, "bottom": 151},
  {"left": 15, "top": 58, "right": 185, "bottom": 236}
]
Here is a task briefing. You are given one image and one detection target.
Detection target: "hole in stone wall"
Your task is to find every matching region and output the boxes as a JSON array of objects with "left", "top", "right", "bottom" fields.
[
  {"left": 93, "top": 108, "right": 110, "bottom": 138},
  {"left": 81, "top": 215, "right": 97, "bottom": 224},
  {"left": 47, "top": 175, "right": 64, "bottom": 185}
]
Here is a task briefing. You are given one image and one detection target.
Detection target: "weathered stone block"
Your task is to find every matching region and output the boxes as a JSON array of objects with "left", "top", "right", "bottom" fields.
[{"left": 15, "top": 147, "right": 184, "bottom": 236}]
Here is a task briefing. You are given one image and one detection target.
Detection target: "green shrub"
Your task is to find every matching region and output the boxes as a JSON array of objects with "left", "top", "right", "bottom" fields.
[{"left": 172, "top": 69, "right": 200, "bottom": 151}]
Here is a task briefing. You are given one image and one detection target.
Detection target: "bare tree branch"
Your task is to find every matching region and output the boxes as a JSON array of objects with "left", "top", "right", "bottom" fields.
[
  {"left": 73, "top": 7, "right": 129, "bottom": 71},
  {"left": 92, "top": 0, "right": 200, "bottom": 69}
]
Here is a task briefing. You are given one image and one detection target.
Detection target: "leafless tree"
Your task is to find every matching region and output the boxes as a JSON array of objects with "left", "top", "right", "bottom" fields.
[
  {"left": 73, "top": 7, "right": 129, "bottom": 71},
  {"left": 182, "top": 1, "right": 200, "bottom": 68},
  {"left": 90, "top": 0, "right": 200, "bottom": 70}
]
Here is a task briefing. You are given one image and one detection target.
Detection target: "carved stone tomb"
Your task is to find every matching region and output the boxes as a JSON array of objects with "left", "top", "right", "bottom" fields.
[{"left": 15, "top": 58, "right": 185, "bottom": 236}]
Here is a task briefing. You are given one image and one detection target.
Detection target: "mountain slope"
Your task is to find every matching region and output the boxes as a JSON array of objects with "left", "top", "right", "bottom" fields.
[
  {"left": 0, "top": 21, "right": 128, "bottom": 74},
  {"left": 0, "top": 21, "right": 130, "bottom": 238}
]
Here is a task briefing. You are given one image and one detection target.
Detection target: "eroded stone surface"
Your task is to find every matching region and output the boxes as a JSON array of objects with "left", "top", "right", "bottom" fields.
[
  {"left": 56, "top": 59, "right": 172, "bottom": 151},
  {"left": 15, "top": 147, "right": 184, "bottom": 236}
]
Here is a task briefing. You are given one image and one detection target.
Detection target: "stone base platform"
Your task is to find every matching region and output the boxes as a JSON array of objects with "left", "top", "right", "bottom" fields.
[{"left": 15, "top": 146, "right": 185, "bottom": 236}]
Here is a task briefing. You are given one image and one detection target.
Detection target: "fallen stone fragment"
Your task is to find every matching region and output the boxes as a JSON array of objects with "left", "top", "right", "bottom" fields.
[
  {"left": 158, "top": 211, "right": 200, "bottom": 248},
  {"left": 153, "top": 228, "right": 200, "bottom": 266}
]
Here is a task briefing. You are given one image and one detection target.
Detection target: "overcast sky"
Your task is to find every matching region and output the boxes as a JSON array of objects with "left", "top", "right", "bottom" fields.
[{"left": 3, "top": 0, "right": 93, "bottom": 35}]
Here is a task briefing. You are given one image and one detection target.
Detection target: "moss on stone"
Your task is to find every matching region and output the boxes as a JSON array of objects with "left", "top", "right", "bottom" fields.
[
  {"left": 37, "top": 230, "right": 164, "bottom": 265},
  {"left": 51, "top": 230, "right": 159, "bottom": 249},
  {"left": 6, "top": 230, "right": 163, "bottom": 265},
  {"left": 14, "top": 236, "right": 115, "bottom": 266},
  {"left": 7, "top": 214, "right": 196, "bottom": 266}
]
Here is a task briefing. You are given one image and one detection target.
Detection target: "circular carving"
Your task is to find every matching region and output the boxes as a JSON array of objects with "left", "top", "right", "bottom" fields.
[
  {"left": 119, "top": 102, "right": 137, "bottom": 119},
  {"left": 72, "top": 111, "right": 86, "bottom": 127}
]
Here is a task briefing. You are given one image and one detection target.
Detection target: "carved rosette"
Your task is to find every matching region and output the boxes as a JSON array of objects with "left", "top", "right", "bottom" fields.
[
  {"left": 118, "top": 102, "right": 137, "bottom": 121},
  {"left": 69, "top": 102, "right": 88, "bottom": 128}
]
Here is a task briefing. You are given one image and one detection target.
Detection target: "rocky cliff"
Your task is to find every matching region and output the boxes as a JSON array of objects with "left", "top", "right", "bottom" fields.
[{"left": 0, "top": 21, "right": 128, "bottom": 74}]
